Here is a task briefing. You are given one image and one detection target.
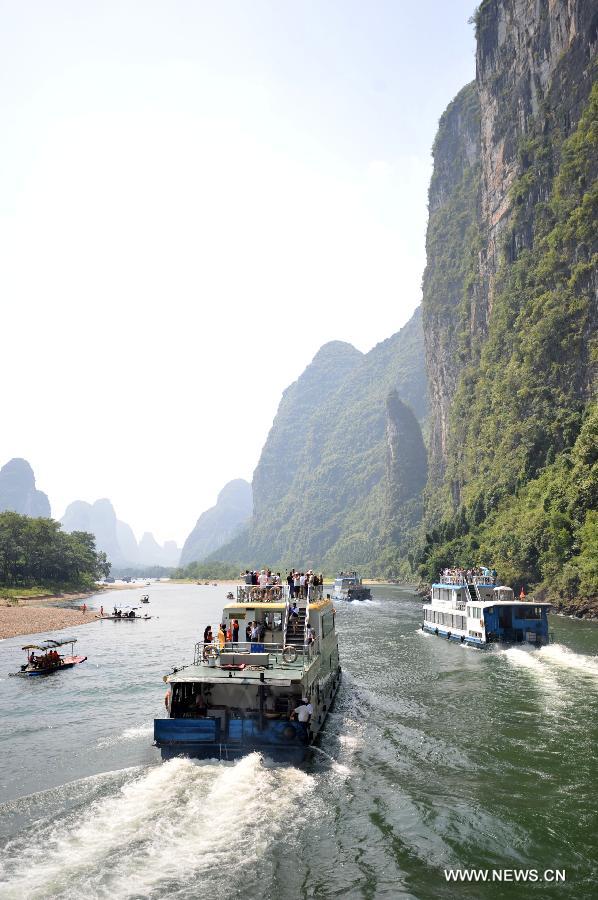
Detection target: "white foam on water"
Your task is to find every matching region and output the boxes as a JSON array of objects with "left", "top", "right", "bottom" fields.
[
  {"left": 0, "top": 754, "right": 314, "bottom": 899},
  {"left": 338, "top": 734, "right": 362, "bottom": 750},
  {"left": 310, "top": 745, "right": 351, "bottom": 777},
  {"left": 538, "top": 643, "right": 598, "bottom": 678},
  {"left": 502, "top": 646, "right": 546, "bottom": 671},
  {"left": 97, "top": 723, "right": 154, "bottom": 748}
]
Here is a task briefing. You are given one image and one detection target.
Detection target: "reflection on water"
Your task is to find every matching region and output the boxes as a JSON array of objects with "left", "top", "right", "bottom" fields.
[{"left": 0, "top": 583, "right": 597, "bottom": 899}]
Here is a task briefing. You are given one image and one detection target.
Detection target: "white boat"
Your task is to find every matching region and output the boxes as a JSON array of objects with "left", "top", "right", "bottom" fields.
[{"left": 422, "top": 571, "right": 552, "bottom": 646}]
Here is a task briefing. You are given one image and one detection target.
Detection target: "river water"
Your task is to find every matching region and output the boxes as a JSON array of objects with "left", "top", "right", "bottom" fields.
[{"left": 0, "top": 583, "right": 596, "bottom": 899}]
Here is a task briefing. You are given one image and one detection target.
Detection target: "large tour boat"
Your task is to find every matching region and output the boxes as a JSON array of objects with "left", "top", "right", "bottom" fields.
[
  {"left": 332, "top": 571, "right": 371, "bottom": 602},
  {"left": 422, "top": 570, "right": 552, "bottom": 647},
  {"left": 154, "top": 582, "right": 341, "bottom": 763}
]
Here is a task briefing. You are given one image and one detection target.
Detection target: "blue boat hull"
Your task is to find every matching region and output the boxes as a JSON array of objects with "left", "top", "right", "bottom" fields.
[
  {"left": 422, "top": 624, "right": 484, "bottom": 646},
  {"left": 154, "top": 716, "right": 312, "bottom": 763}
]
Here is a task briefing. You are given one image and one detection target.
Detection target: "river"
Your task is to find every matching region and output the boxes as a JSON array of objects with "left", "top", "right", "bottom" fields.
[{"left": 0, "top": 583, "right": 596, "bottom": 899}]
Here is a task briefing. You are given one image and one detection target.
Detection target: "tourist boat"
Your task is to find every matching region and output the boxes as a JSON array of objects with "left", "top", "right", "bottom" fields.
[
  {"left": 154, "top": 581, "right": 341, "bottom": 763},
  {"left": 13, "top": 638, "right": 87, "bottom": 677},
  {"left": 422, "top": 571, "right": 552, "bottom": 647},
  {"left": 332, "top": 571, "right": 371, "bottom": 602}
]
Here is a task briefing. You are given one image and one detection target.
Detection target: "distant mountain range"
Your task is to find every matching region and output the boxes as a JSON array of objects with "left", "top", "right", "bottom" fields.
[
  {"left": 0, "top": 457, "right": 180, "bottom": 570},
  {"left": 61, "top": 499, "right": 181, "bottom": 569}
]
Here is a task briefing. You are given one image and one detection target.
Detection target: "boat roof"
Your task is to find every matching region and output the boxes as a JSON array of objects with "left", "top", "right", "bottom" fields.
[
  {"left": 165, "top": 663, "right": 304, "bottom": 686},
  {"left": 424, "top": 599, "right": 552, "bottom": 608},
  {"left": 22, "top": 637, "right": 77, "bottom": 650},
  {"left": 224, "top": 602, "right": 286, "bottom": 611}
]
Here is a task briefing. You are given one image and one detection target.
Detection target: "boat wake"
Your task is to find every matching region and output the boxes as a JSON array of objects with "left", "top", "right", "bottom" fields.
[
  {"left": 97, "top": 723, "right": 154, "bottom": 749},
  {"left": 0, "top": 754, "right": 314, "bottom": 899},
  {"left": 538, "top": 643, "right": 598, "bottom": 678}
]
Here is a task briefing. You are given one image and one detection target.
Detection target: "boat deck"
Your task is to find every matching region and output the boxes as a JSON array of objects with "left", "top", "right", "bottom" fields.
[{"left": 166, "top": 653, "right": 313, "bottom": 685}]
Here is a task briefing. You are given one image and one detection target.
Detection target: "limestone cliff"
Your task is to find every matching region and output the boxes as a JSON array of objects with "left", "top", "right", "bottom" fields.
[
  {"left": 179, "top": 479, "right": 252, "bottom": 566},
  {"left": 62, "top": 500, "right": 180, "bottom": 569},
  {"left": 62, "top": 499, "right": 127, "bottom": 567},
  {"left": 215, "top": 309, "right": 428, "bottom": 572},
  {"left": 0, "top": 458, "right": 51, "bottom": 518},
  {"left": 420, "top": 0, "right": 597, "bottom": 605}
]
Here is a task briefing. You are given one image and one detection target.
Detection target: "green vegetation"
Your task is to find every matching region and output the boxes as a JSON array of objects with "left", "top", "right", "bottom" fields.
[
  {"left": 0, "top": 511, "right": 111, "bottom": 590},
  {"left": 171, "top": 561, "right": 241, "bottom": 581},
  {"left": 213, "top": 309, "right": 428, "bottom": 574},
  {"left": 420, "top": 79, "right": 598, "bottom": 607}
]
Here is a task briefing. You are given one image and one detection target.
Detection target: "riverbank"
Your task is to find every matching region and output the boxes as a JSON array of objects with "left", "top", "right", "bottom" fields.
[{"left": 0, "top": 605, "right": 101, "bottom": 640}]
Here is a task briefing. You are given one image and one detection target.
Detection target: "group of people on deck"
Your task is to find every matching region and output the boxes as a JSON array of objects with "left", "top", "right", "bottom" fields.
[
  {"left": 286, "top": 570, "right": 324, "bottom": 599},
  {"left": 203, "top": 619, "right": 269, "bottom": 649},
  {"left": 441, "top": 565, "right": 497, "bottom": 581},
  {"left": 241, "top": 568, "right": 324, "bottom": 599}
]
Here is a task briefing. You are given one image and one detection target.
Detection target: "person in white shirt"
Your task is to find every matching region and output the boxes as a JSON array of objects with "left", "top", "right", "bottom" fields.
[
  {"left": 293, "top": 698, "right": 313, "bottom": 724},
  {"left": 259, "top": 570, "right": 268, "bottom": 587}
]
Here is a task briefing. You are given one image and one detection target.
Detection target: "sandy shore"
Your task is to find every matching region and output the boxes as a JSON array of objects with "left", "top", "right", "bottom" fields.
[{"left": 0, "top": 606, "right": 101, "bottom": 640}]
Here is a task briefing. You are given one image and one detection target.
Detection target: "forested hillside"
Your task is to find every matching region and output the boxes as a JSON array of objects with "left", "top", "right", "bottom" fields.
[
  {"left": 215, "top": 309, "right": 428, "bottom": 573},
  {"left": 0, "top": 511, "right": 110, "bottom": 589},
  {"left": 419, "top": 0, "right": 597, "bottom": 611}
]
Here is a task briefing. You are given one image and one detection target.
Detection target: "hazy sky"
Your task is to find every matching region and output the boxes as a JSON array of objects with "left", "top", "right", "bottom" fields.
[{"left": 0, "top": 0, "right": 475, "bottom": 545}]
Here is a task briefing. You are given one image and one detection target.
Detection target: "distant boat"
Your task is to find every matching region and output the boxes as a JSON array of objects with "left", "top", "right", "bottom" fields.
[
  {"left": 100, "top": 607, "right": 152, "bottom": 620},
  {"left": 11, "top": 638, "right": 86, "bottom": 677},
  {"left": 332, "top": 571, "right": 371, "bottom": 602},
  {"left": 140, "top": 594, "right": 150, "bottom": 603}
]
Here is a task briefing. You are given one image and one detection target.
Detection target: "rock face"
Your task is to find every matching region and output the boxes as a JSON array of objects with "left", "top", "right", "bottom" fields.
[
  {"left": 62, "top": 501, "right": 181, "bottom": 568},
  {"left": 0, "top": 458, "right": 51, "bottom": 518},
  {"left": 385, "top": 390, "right": 428, "bottom": 536},
  {"left": 420, "top": 0, "right": 597, "bottom": 600},
  {"left": 62, "top": 499, "right": 127, "bottom": 567},
  {"left": 180, "top": 479, "right": 253, "bottom": 566},
  {"left": 215, "top": 309, "right": 428, "bottom": 570},
  {"left": 422, "top": 82, "right": 481, "bottom": 488},
  {"left": 116, "top": 520, "right": 140, "bottom": 566},
  {"left": 138, "top": 532, "right": 165, "bottom": 567}
]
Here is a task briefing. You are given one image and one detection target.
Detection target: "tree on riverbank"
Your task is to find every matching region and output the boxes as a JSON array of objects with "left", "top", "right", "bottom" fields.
[{"left": 0, "top": 511, "right": 110, "bottom": 589}]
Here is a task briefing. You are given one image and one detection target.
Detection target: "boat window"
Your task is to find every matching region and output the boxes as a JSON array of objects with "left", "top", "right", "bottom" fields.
[
  {"left": 321, "top": 611, "right": 334, "bottom": 637},
  {"left": 516, "top": 606, "right": 542, "bottom": 619}
]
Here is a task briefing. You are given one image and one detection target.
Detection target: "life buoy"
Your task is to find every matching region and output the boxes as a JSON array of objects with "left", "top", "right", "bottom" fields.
[
  {"left": 282, "top": 645, "right": 298, "bottom": 664},
  {"left": 203, "top": 645, "right": 219, "bottom": 661},
  {"left": 282, "top": 725, "right": 296, "bottom": 740}
]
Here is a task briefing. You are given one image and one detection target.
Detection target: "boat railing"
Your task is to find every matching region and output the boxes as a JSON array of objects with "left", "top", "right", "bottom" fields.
[
  {"left": 235, "top": 583, "right": 323, "bottom": 604},
  {"left": 193, "top": 640, "right": 318, "bottom": 669},
  {"left": 438, "top": 574, "right": 496, "bottom": 586}
]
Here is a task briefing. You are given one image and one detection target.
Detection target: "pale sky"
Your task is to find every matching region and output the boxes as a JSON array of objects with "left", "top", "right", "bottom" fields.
[{"left": 0, "top": 0, "right": 475, "bottom": 545}]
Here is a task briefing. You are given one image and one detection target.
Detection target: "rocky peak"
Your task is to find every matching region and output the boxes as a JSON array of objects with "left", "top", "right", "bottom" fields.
[{"left": 0, "top": 458, "right": 51, "bottom": 518}]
